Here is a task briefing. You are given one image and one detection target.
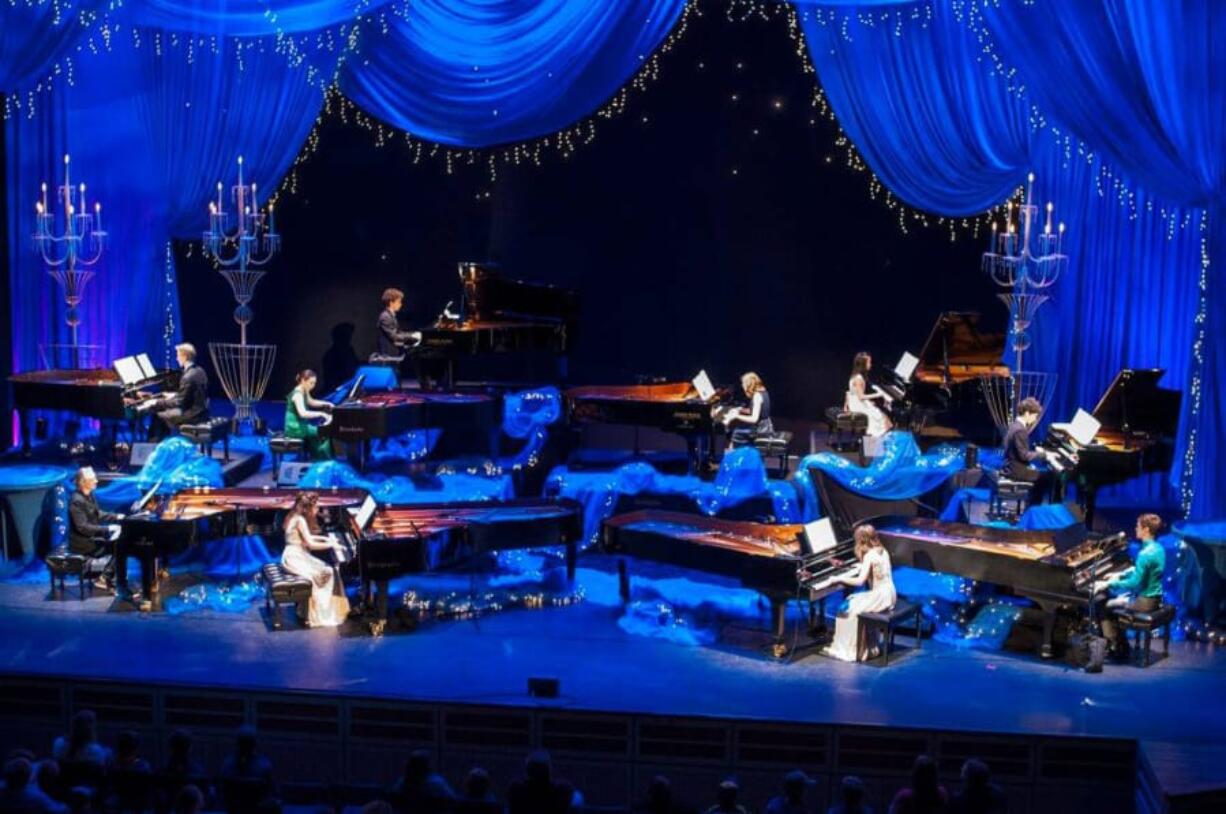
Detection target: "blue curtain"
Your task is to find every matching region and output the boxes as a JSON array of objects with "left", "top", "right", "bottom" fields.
[
  {"left": 979, "top": 0, "right": 1225, "bottom": 519},
  {"left": 339, "top": 0, "right": 688, "bottom": 147},
  {"left": 0, "top": 0, "right": 101, "bottom": 92}
]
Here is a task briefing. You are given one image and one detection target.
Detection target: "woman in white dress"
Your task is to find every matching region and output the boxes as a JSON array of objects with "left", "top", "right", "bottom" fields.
[
  {"left": 823, "top": 524, "right": 898, "bottom": 662},
  {"left": 281, "top": 491, "right": 349, "bottom": 627},
  {"left": 845, "top": 352, "right": 891, "bottom": 437}
]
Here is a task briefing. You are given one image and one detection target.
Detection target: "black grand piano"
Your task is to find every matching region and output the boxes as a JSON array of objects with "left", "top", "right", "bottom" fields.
[
  {"left": 337, "top": 497, "right": 583, "bottom": 624},
  {"left": 1041, "top": 368, "right": 1182, "bottom": 530},
  {"left": 565, "top": 381, "right": 732, "bottom": 472},
  {"left": 10, "top": 358, "right": 179, "bottom": 451},
  {"left": 808, "top": 466, "right": 1132, "bottom": 657},
  {"left": 874, "top": 311, "right": 1011, "bottom": 445},
  {"left": 411, "top": 262, "right": 580, "bottom": 389}
]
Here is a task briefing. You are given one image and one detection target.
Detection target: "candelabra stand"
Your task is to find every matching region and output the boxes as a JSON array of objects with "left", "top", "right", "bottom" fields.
[
  {"left": 202, "top": 156, "right": 280, "bottom": 425},
  {"left": 33, "top": 154, "right": 107, "bottom": 369},
  {"left": 979, "top": 173, "right": 1068, "bottom": 433}
]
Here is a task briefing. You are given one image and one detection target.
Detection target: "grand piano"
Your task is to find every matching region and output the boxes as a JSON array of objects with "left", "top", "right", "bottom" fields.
[
  {"left": 565, "top": 381, "right": 732, "bottom": 472},
  {"left": 320, "top": 389, "right": 501, "bottom": 468},
  {"left": 1041, "top": 369, "right": 1182, "bottom": 530},
  {"left": 601, "top": 510, "right": 860, "bottom": 656},
  {"left": 338, "top": 497, "right": 583, "bottom": 623},
  {"left": 875, "top": 312, "right": 1011, "bottom": 444},
  {"left": 10, "top": 360, "right": 179, "bottom": 451},
  {"left": 411, "top": 262, "right": 580, "bottom": 389}
]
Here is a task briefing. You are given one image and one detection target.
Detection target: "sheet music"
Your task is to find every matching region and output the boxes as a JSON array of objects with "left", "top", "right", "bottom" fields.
[
  {"left": 113, "top": 356, "right": 143, "bottom": 386},
  {"left": 135, "top": 353, "right": 157, "bottom": 380},
  {"left": 894, "top": 351, "right": 920, "bottom": 382},
  {"left": 802, "top": 518, "right": 838, "bottom": 555},
  {"left": 691, "top": 370, "right": 716, "bottom": 402},
  {"left": 1051, "top": 408, "right": 1101, "bottom": 447},
  {"left": 349, "top": 494, "right": 378, "bottom": 530}
]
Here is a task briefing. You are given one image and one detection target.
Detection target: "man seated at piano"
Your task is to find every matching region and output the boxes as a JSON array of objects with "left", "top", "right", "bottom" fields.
[
  {"left": 68, "top": 467, "right": 123, "bottom": 592},
  {"left": 281, "top": 492, "right": 350, "bottom": 628},
  {"left": 1003, "top": 397, "right": 1054, "bottom": 504},
  {"left": 719, "top": 372, "right": 774, "bottom": 450},
  {"left": 822, "top": 524, "right": 897, "bottom": 662},
  {"left": 1096, "top": 513, "right": 1166, "bottom": 661},
  {"left": 845, "top": 352, "right": 891, "bottom": 437},
  {"left": 284, "top": 369, "right": 333, "bottom": 459},
  {"left": 374, "top": 287, "right": 422, "bottom": 362},
  {"left": 144, "top": 343, "right": 209, "bottom": 440}
]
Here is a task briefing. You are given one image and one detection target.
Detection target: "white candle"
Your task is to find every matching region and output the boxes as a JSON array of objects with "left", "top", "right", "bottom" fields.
[
  {"left": 216, "top": 181, "right": 223, "bottom": 213},
  {"left": 95, "top": 202, "right": 102, "bottom": 232},
  {"left": 268, "top": 201, "right": 275, "bottom": 233},
  {"left": 79, "top": 183, "right": 86, "bottom": 217},
  {"left": 41, "top": 182, "right": 48, "bottom": 212},
  {"left": 1045, "top": 201, "right": 1053, "bottom": 234}
]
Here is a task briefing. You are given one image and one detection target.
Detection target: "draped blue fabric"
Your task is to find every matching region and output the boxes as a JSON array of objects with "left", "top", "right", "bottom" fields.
[
  {"left": 116, "top": 0, "right": 396, "bottom": 35},
  {"left": 298, "top": 460, "right": 514, "bottom": 502},
  {"left": 0, "top": 0, "right": 102, "bottom": 91},
  {"left": 94, "top": 437, "right": 224, "bottom": 510},
  {"left": 339, "top": 0, "right": 688, "bottom": 147}
]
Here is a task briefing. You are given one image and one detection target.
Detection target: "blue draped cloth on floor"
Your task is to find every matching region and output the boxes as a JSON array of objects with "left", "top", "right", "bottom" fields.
[{"left": 94, "top": 437, "right": 224, "bottom": 510}]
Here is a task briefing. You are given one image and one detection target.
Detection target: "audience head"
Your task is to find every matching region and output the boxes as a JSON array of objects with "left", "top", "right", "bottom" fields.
[
  {"left": 1017, "top": 396, "right": 1043, "bottom": 426},
  {"left": 783, "top": 769, "right": 811, "bottom": 804},
  {"left": 854, "top": 524, "right": 882, "bottom": 559},
  {"left": 173, "top": 784, "right": 205, "bottom": 814},
  {"left": 1136, "top": 513, "right": 1163, "bottom": 541},
  {"left": 524, "top": 750, "right": 552, "bottom": 784},
  {"left": 840, "top": 775, "right": 866, "bottom": 807},
  {"left": 716, "top": 778, "right": 739, "bottom": 809},
  {"left": 464, "top": 768, "right": 492, "bottom": 800},
  {"left": 116, "top": 730, "right": 140, "bottom": 761},
  {"left": 961, "top": 758, "right": 990, "bottom": 789},
  {"left": 853, "top": 352, "right": 873, "bottom": 376},
  {"left": 68, "top": 710, "right": 98, "bottom": 755},
  {"left": 235, "top": 725, "right": 258, "bottom": 760},
  {"left": 910, "top": 755, "right": 942, "bottom": 803},
  {"left": 403, "top": 750, "right": 432, "bottom": 781},
  {"left": 66, "top": 786, "right": 92, "bottom": 814},
  {"left": 646, "top": 775, "right": 672, "bottom": 807},
  {"left": 3, "top": 756, "right": 32, "bottom": 791},
  {"left": 35, "top": 759, "right": 60, "bottom": 795},
  {"left": 359, "top": 802, "right": 392, "bottom": 814},
  {"left": 168, "top": 729, "right": 192, "bottom": 764}
]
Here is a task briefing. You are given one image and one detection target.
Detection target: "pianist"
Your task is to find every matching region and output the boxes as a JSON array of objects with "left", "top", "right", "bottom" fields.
[
  {"left": 1003, "top": 397, "right": 1054, "bottom": 503},
  {"left": 822, "top": 525, "right": 898, "bottom": 662},
  {"left": 845, "top": 352, "right": 891, "bottom": 437},
  {"left": 374, "top": 288, "right": 422, "bottom": 362},
  {"left": 721, "top": 372, "right": 774, "bottom": 449},
  {"left": 1098, "top": 513, "right": 1167, "bottom": 660},
  {"left": 68, "top": 467, "right": 122, "bottom": 591},
  {"left": 281, "top": 492, "right": 350, "bottom": 627},
  {"left": 284, "top": 369, "right": 334, "bottom": 459},
  {"left": 149, "top": 343, "right": 209, "bottom": 440}
]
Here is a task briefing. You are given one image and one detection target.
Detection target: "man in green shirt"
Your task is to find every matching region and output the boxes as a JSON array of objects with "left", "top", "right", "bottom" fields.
[{"left": 1099, "top": 513, "right": 1166, "bottom": 659}]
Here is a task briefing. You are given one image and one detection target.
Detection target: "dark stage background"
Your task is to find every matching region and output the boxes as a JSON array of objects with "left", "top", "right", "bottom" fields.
[{"left": 175, "top": 11, "right": 998, "bottom": 419}]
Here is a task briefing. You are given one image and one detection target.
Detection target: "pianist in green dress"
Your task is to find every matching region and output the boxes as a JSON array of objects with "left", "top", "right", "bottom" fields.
[{"left": 284, "top": 369, "right": 334, "bottom": 460}]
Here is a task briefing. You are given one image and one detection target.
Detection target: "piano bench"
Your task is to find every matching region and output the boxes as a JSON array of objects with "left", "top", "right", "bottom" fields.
[
  {"left": 180, "top": 417, "right": 231, "bottom": 462},
  {"left": 261, "top": 563, "right": 313, "bottom": 630},
  {"left": 824, "top": 408, "right": 868, "bottom": 452},
  {"left": 989, "top": 475, "right": 1031, "bottom": 523},
  {"left": 858, "top": 600, "right": 923, "bottom": 667},
  {"left": 752, "top": 431, "right": 793, "bottom": 477},
  {"left": 269, "top": 435, "right": 307, "bottom": 471},
  {"left": 45, "top": 549, "right": 93, "bottom": 600},
  {"left": 1115, "top": 603, "right": 1176, "bottom": 667}
]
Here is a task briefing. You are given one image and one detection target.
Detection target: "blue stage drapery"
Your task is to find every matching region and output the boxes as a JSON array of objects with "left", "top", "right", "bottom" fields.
[{"left": 0, "top": 0, "right": 103, "bottom": 92}]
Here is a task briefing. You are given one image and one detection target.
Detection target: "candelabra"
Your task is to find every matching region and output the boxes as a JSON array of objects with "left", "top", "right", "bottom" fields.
[
  {"left": 202, "top": 156, "right": 279, "bottom": 425},
  {"left": 33, "top": 154, "right": 107, "bottom": 369},
  {"left": 979, "top": 172, "right": 1068, "bottom": 432}
]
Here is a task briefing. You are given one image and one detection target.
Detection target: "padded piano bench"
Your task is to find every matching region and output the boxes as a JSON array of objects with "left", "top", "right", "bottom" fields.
[
  {"left": 1114, "top": 603, "right": 1176, "bottom": 667},
  {"left": 857, "top": 600, "right": 922, "bottom": 666},
  {"left": 180, "top": 417, "right": 231, "bottom": 462},
  {"left": 261, "top": 563, "right": 313, "bottom": 630},
  {"left": 988, "top": 472, "right": 1031, "bottom": 523},
  {"left": 45, "top": 549, "right": 93, "bottom": 600},
  {"left": 825, "top": 408, "right": 868, "bottom": 452},
  {"left": 268, "top": 435, "right": 307, "bottom": 471},
  {"left": 752, "top": 431, "right": 793, "bottom": 477}
]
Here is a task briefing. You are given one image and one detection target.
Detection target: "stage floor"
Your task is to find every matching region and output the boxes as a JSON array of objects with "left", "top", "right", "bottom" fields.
[{"left": 0, "top": 569, "right": 1224, "bottom": 751}]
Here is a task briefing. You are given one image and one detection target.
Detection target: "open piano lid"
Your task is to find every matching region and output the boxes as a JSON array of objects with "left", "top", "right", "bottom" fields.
[
  {"left": 457, "top": 261, "right": 580, "bottom": 325},
  {"left": 1091, "top": 368, "right": 1182, "bottom": 436},
  {"left": 917, "top": 311, "right": 1006, "bottom": 368}
]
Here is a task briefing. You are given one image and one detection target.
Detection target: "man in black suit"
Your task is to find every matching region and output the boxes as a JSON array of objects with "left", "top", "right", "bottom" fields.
[
  {"left": 375, "top": 287, "right": 421, "bottom": 359},
  {"left": 1003, "top": 396, "right": 1053, "bottom": 503},
  {"left": 151, "top": 343, "right": 209, "bottom": 439},
  {"left": 68, "top": 466, "right": 122, "bottom": 590}
]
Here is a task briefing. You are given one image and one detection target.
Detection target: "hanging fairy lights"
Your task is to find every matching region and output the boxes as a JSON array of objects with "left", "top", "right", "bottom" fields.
[{"left": 1181, "top": 220, "right": 1209, "bottom": 515}]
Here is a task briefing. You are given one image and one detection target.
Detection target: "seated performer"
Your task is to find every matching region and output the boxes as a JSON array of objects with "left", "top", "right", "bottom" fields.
[
  {"left": 822, "top": 524, "right": 897, "bottom": 662},
  {"left": 1098, "top": 513, "right": 1166, "bottom": 660},
  {"left": 68, "top": 467, "right": 122, "bottom": 591},
  {"left": 845, "top": 352, "right": 891, "bottom": 437},
  {"left": 1002, "top": 396, "right": 1053, "bottom": 503},
  {"left": 281, "top": 492, "right": 349, "bottom": 628},
  {"left": 374, "top": 287, "right": 421, "bottom": 361},
  {"left": 284, "top": 369, "right": 333, "bottom": 460},
  {"left": 149, "top": 343, "right": 209, "bottom": 440},
  {"left": 721, "top": 372, "right": 774, "bottom": 449}
]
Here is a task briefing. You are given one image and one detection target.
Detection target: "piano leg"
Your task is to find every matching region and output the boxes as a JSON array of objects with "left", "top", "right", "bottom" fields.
[
  {"left": 770, "top": 599, "right": 789, "bottom": 659},
  {"left": 1084, "top": 487, "right": 1099, "bottom": 532},
  {"left": 1037, "top": 600, "right": 1059, "bottom": 659}
]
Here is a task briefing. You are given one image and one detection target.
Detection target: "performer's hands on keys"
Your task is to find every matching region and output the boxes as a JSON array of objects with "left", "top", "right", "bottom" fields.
[
  {"left": 107, "top": 524, "right": 122, "bottom": 541},
  {"left": 321, "top": 414, "right": 333, "bottom": 426},
  {"left": 408, "top": 331, "right": 423, "bottom": 347}
]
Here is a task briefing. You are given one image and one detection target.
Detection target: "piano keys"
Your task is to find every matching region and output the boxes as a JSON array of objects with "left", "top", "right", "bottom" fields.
[
  {"left": 10, "top": 366, "right": 180, "bottom": 451},
  {"left": 340, "top": 497, "right": 582, "bottom": 621},
  {"left": 411, "top": 262, "right": 580, "bottom": 389},
  {"left": 1041, "top": 369, "right": 1181, "bottom": 530},
  {"left": 565, "top": 382, "right": 731, "bottom": 472},
  {"left": 874, "top": 516, "right": 1132, "bottom": 656},
  {"left": 601, "top": 510, "right": 809, "bottom": 655},
  {"left": 879, "top": 312, "right": 1011, "bottom": 443}
]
